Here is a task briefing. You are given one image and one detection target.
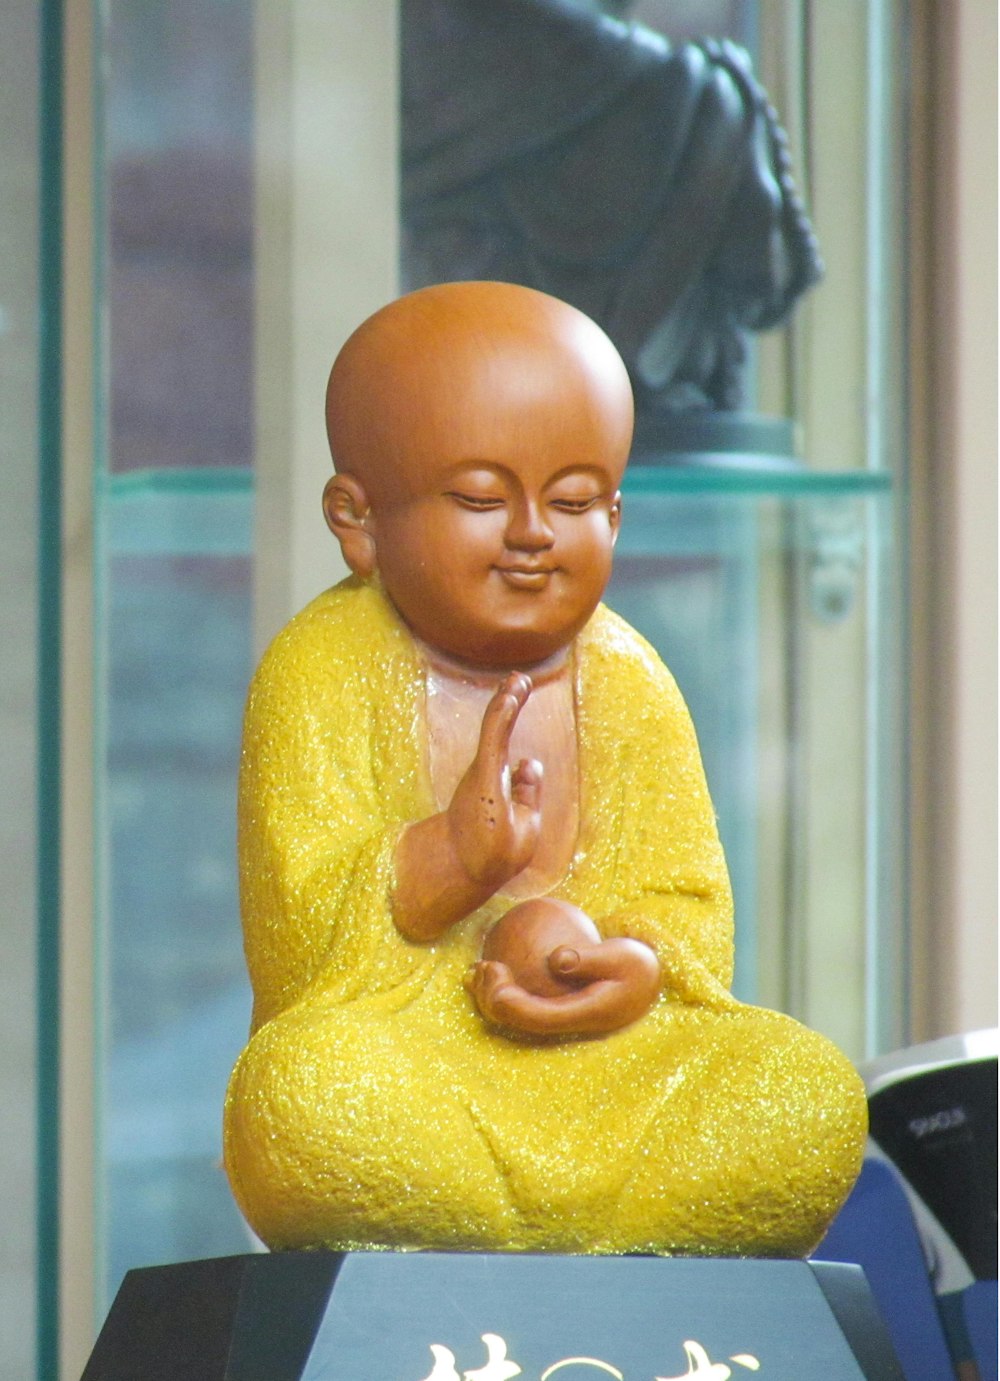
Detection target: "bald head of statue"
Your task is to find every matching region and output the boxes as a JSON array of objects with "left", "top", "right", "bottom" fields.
[{"left": 321, "top": 281, "right": 634, "bottom": 668}]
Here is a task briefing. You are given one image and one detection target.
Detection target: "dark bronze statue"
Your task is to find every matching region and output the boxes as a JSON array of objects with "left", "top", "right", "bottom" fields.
[{"left": 402, "top": 0, "right": 821, "bottom": 415}]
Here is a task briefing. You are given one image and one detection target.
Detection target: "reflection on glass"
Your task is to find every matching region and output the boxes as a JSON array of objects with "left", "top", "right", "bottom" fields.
[
  {"left": 609, "top": 475, "right": 896, "bottom": 1057},
  {"left": 106, "top": 0, "right": 253, "bottom": 474},
  {"left": 104, "top": 556, "right": 253, "bottom": 1291},
  {"left": 99, "top": 0, "right": 256, "bottom": 1304},
  {"left": 609, "top": 492, "right": 760, "bottom": 999}
]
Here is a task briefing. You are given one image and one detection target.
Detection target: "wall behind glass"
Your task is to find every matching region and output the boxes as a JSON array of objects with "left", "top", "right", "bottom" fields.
[{"left": 89, "top": 0, "right": 399, "bottom": 1327}]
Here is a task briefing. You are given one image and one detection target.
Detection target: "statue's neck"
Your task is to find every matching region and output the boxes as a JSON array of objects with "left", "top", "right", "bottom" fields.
[{"left": 414, "top": 638, "right": 573, "bottom": 690}]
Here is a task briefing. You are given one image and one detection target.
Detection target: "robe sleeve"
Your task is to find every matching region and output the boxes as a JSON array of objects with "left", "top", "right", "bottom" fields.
[
  {"left": 580, "top": 610, "right": 737, "bottom": 1007},
  {"left": 237, "top": 588, "right": 427, "bottom": 1031}
]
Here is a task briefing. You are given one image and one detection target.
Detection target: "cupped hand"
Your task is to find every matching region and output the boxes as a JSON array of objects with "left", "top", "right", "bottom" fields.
[{"left": 465, "top": 934, "right": 660, "bottom": 1038}]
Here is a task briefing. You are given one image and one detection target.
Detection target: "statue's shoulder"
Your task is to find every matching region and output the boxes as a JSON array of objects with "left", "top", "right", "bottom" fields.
[
  {"left": 579, "top": 603, "right": 695, "bottom": 734},
  {"left": 252, "top": 579, "right": 415, "bottom": 701},
  {"left": 582, "top": 603, "right": 677, "bottom": 691}
]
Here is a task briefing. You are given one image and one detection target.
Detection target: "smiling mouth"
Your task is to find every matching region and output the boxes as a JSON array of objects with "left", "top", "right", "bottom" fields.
[{"left": 495, "top": 565, "right": 557, "bottom": 590}]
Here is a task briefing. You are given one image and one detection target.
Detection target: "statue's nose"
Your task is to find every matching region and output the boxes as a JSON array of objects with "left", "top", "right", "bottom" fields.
[{"left": 505, "top": 498, "right": 554, "bottom": 551}]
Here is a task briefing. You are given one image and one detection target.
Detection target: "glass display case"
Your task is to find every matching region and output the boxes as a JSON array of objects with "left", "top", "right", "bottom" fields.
[{"left": 65, "top": 0, "right": 913, "bottom": 1350}]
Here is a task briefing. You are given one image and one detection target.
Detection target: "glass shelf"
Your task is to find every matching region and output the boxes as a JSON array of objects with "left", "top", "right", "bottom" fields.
[
  {"left": 103, "top": 468, "right": 253, "bottom": 557},
  {"left": 623, "top": 464, "right": 894, "bottom": 497},
  {"left": 97, "top": 463, "right": 891, "bottom": 562}
]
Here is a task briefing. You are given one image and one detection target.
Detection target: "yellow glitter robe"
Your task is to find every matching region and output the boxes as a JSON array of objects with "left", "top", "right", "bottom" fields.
[{"left": 224, "top": 579, "right": 866, "bottom": 1256}]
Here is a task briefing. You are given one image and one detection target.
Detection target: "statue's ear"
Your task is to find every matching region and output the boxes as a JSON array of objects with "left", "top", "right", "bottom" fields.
[
  {"left": 322, "top": 473, "right": 376, "bottom": 579},
  {"left": 610, "top": 491, "right": 622, "bottom": 546}
]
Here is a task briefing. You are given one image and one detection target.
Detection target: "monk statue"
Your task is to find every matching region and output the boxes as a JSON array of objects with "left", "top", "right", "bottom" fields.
[{"left": 223, "top": 281, "right": 866, "bottom": 1257}]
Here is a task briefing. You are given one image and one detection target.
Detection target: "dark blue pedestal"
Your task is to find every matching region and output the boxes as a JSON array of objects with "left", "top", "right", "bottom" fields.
[{"left": 81, "top": 1252, "right": 904, "bottom": 1381}]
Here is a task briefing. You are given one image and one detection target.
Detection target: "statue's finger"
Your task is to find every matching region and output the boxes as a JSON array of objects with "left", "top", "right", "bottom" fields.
[
  {"left": 510, "top": 757, "right": 543, "bottom": 809},
  {"left": 548, "top": 945, "right": 581, "bottom": 976},
  {"left": 472, "top": 958, "right": 513, "bottom": 993},
  {"left": 477, "top": 673, "right": 532, "bottom": 769},
  {"left": 548, "top": 941, "right": 620, "bottom": 983}
]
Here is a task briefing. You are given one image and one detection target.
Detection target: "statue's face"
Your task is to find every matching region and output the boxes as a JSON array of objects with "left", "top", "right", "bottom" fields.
[
  {"left": 370, "top": 441, "right": 622, "bottom": 671},
  {"left": 325, "top": 282, "right": 633, "bottom": 669}
]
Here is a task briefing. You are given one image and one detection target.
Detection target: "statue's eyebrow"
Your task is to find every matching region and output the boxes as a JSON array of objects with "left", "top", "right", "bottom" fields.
[
  {"left": 544, "top": 465, "right": 613, "bottom": 489},
  {"left": 437, "top": 461, "right": 617, "bottom": 492},
  {"left": 440, "top": 461, "right": 511, "bottom": 485}
]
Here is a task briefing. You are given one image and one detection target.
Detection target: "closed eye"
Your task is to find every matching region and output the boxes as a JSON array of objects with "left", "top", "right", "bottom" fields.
[
  {"left": 445, "top": 492, "right": 506, "bottom": 510},
  {"left": 549, "top": 496, "right": 601, "bottom": 512}
]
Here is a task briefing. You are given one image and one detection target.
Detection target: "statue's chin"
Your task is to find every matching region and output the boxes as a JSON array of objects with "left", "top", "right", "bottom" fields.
[{"left": 418, "top": 608, "right": 601, "bottom": 675}]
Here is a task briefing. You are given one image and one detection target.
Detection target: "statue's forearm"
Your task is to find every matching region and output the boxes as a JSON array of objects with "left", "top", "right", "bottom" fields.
[{"left": 392, "top": 813, "right": 500, "bottom": 942}]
